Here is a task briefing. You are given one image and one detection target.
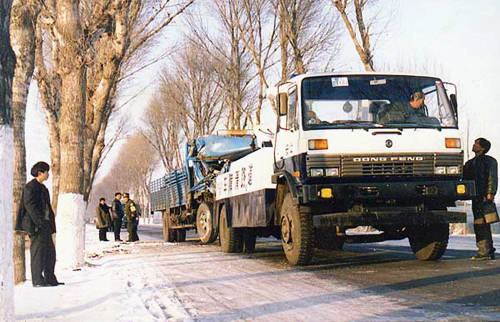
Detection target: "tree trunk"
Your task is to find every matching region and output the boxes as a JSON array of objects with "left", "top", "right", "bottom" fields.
[
  {"left": 54, "top": 0, "right": 87, "bottom": 269},
  {"left": 1, "top": 0, "right": 15, "bottom": 318},
  {"left": 0, "top": 126, "right": 14, "bottom": 321},
  {"left": 10, "top": 0, "right": 38, "bottom": 285},
  {"left": 279, "top": 3, "right": 288, "bottom": 81}
]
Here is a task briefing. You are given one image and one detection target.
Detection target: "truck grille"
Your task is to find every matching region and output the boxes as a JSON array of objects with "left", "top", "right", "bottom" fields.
[
  {"left": 361, "top": 162, "right": 414, "bottom": 175},
  {"left": 306, "top": 153, "right": 463, "bottom": 177}
]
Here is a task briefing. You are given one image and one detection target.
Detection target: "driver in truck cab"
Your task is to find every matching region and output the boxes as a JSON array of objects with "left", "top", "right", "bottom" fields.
[{"left": 408, "top": 90, "right": 428, "bottom": 119}]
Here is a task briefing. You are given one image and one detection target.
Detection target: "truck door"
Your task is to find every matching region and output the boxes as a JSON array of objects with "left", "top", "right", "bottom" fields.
[{"left": 275, "top": 87, "right": 299, "bottom": 161}]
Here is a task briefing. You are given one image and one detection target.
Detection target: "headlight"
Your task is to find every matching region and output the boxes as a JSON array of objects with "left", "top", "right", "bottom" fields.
[
  {"left": 310, "top": 168, "right": 324, "bottom": 177},
  {"left": 446, "top": 166, "right": 460, "bottom": 174},
  {"left": 434, "top": 166, "right": 446, "bottom": 175},
  {"left": 325, "top": 168, "right": 339, "bottom": 176}
]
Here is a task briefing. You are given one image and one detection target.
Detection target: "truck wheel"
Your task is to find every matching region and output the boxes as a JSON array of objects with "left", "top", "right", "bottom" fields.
[
  {"left": 280, "top": 193, "right": 314, "bottom": 265},
  {"left": 197, "top": 202, "right": 217, "bottom": 244},
  {"left": 315, "top": 227, "right": 344, "bottom": 250},
  {"left": 176, "top": 229, "right": 186, "bottom": 242},
  {"left": 219, "top": 205, "right": 242, "bottom": 253},
  {"left": 162, "top": 211, "right": 175, "bottom": 242},
  {"left": 408, "top": 223, "right": 449, "bottom": 260}
]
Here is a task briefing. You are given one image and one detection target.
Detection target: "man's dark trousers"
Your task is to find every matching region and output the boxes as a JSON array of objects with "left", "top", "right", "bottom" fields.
[
  {"left": 472, "top": 200, "right": 495, "bottom": 256},
  {"left": 30, "top": 227, "right": 57, "bottom": 285},
  {"left": 113, "top": 218, "right": 122, "bottom": 241},
  {"left": 99, "top": 228, "right": 108, "bottom": 241},
  {"left": 127, "top": 220, "right": 139, "bottom": 242}
]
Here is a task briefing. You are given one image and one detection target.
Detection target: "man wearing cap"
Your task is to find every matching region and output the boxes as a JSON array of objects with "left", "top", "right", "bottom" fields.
[{"left": 123, "top": 193, "right": 140, "bottom": 242}]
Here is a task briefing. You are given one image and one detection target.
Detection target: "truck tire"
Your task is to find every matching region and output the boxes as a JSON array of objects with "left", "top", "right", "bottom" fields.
[
  {"left": 315, "top": 227, "right": 345, "bottom": 250},
  {"left": 176, "top": 229, "right": 186, "bottom": 242},
  {"left": 408, "top": 223, "right": 449, "bottom": 260},
  {"left": 219, "top": 205, "right": 242, "bottom": 253},
  {"left": 162, "top": 211, "right": 175, "bottom": 242},
  {"left": 196, "top": 202, "right": 217, "bottom": 244},
  {"left": 280, "top": 193, "right": 314, "bottom": 265}
]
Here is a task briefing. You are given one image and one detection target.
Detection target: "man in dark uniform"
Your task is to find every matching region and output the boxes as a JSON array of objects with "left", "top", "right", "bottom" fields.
[
  {"left": 111, "top": 192, "right": 124, "bottom": 241},
  {"left": 464, "top": 138, "right": 498, "bottom": 260},
  {"left": 123, "top": 193, "right": 139, "bottom": 242},
  {"left": 15, "top": 161, "right": 63, "bottom": 287}
]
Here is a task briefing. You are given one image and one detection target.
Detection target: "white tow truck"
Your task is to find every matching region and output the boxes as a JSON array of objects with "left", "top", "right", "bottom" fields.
[{"left": 214, "top": 72, "right": 475, "bottom": 265}]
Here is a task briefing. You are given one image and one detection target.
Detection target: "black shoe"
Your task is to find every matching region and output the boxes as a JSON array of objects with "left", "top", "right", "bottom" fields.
[
  {"left": 471, "top": 253, "right": 495, "bottom": 261},
  {"left": 102, "top": 239, "right": 110, "bottom": 242},
  {"left": 115, "top": 239, "right": 123, "bottom": 242},
  {"left": 33, "top": 282, "right": 48, "bottom": 287},
  {"left": 47, "top": 281, "right": 65, "bottom": 286}
]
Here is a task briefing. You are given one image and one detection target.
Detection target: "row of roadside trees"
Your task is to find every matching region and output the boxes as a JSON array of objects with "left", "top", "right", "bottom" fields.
[{"left": 1, "top": 0, "right": 382, "bottom": 319}]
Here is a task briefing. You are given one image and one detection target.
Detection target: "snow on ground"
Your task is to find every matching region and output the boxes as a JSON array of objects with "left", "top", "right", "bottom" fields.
[
  {"left": 15, "top": 225, "right": 191, "bottom": 322},
  {"left": 14, "top": 224, "right": 500, "bottom": 321}
]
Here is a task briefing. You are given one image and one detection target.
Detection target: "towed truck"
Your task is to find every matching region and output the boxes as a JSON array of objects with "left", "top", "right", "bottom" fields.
[
  {"left": 149, "top": 133, "right": 257, "bottom": 244},
  {"left": 214, "top": 72, "right": 476, "bottom": 265}
]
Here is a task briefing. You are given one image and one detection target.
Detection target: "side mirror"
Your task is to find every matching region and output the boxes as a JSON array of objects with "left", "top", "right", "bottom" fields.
[
  {"left": 450, "top": 94, "right": 458, "bottom": 116},
  {"left": 278, "top": 93, "right": 288, "bottom": 116}
]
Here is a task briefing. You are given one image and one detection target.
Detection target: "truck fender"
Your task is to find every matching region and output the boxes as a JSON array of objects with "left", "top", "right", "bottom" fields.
[{"left": 272, "top": 171, "right": 300, "bottom": 218}]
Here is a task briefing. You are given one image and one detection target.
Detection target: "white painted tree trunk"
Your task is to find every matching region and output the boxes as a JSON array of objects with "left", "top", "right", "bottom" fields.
[
  {"left": 55, "top": 194, "right": 86, "bottom": 269},
  {"left": 0, "top": 126, "right": 14, "bottom": 321}
]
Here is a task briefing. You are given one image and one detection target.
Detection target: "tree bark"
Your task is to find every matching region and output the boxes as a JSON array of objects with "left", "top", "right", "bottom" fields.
[
  {"left": 0, "top": 126, "right": 14, "bottom": 322},
  {"left": 10, "top": 0, "right": 39, "bottom": 284},
  {"left": 1, "top": 0, "right": 15, "bottom": 318},
  {"left": 54, "top": 0, "right": 87, "bottom": 269},
  {"left": 334, "top": 0, "right": 374, "bottom": 71}
]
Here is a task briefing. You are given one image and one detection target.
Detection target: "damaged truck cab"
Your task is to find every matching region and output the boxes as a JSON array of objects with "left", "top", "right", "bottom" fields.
[{"left": 215, "top": 72, "right": 475, "bottom": 265}]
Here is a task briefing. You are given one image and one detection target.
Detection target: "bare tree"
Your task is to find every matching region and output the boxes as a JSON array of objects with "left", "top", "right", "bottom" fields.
[
  {"left": 159, "top": 44, "right": 225, "bottom": 141},
  {"left": 275, "top": 0, "right": 339, "bottom": 78},
  {"left": 141, "top": 95, "right": 182, "bottom": 173},
  {"left": 333, "top": 0, "right": 375, "bottom": 71},
  {"left": 0, "top": 0, "right": 15, "bottom": 318},
  {"left": 234, "top": 0, "right": 279, "bottom": 123},
  {"left": 33, "top": 0, "right": 195, "bottom": 268},
  {"left": 10, "top": 0, "right": 39, "bottom": 284},
  {"left": 187, "top": 0, "right": 256, "bottom": 130}
]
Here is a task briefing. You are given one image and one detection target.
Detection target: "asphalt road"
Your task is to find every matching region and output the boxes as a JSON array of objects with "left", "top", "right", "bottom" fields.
[{"left": 137, "top": 224, "right": 500, "bottom": 320}]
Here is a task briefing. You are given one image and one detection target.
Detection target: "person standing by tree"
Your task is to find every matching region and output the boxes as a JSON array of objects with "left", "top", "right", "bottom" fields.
[
  {"left": 123, "top": 193, "right": 139, "bottom": 242},
  {"left": 110, "top": 192, "right": 124, "bottom": 242},
  {"left": 95, "top": 198, "right": 110, "bottom": 241},
  {"left": 464, "top": 138, "right": 498, "bottom": 260},
  {"left": 15, "top": 162, "right": 63, "bottom": 287}
]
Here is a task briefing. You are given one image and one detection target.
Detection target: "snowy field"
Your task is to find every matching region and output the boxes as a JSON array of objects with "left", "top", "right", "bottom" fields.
[{"left": 14, "top": 225, "right": 500, "bottom": 321}]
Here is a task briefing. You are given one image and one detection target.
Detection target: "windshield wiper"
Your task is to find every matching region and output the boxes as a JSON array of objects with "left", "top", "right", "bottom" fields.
[
  {"left": 381, "top": 123, "right": 442, "bottom": 131},
  {"left": 329, "top": 120, "right": 375, "bottom": 124}
]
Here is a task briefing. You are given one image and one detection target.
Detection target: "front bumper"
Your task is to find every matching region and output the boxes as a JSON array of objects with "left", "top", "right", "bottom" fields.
[
  {"left": 313, "top": 209, "right": 466, "bottom": 227},
  {"left": 301, "top": 179, "right": 475, "bottom": 204}
]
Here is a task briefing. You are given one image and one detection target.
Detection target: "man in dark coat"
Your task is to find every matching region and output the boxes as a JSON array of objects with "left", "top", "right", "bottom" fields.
[
  {"left": 110, "top": 192, "right": 124, "bottom": 241},
  {"left": 123, "top": 193, "right": 139, "bottom": 242},
  {"left": 464, "top": 138, "right": 498, "bottom": 260},
  {"left": 95, "top": 198, "right": 110, "bottom": 241},
  {"left": 15, "top": 161, "right": 63, "bottom": 287}
]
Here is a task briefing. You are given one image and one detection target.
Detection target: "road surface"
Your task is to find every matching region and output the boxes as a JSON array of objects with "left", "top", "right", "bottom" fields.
[{"left": 134, "top": 224, "right": 500, "bottom": 321}]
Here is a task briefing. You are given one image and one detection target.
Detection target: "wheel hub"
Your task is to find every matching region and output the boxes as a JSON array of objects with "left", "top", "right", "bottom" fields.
[{"left": 281, "top": 215, "right": 292, "bottom": 244}]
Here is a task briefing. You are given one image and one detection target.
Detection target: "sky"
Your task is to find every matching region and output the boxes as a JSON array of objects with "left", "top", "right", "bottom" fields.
[{"left": 25, "top": 0, "right": 500, "bottom": 196}]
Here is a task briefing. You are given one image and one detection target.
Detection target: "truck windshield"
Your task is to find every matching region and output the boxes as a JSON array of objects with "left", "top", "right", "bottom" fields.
[{"left": 301, "top": 75, "right": 457, "bottom": 130}]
